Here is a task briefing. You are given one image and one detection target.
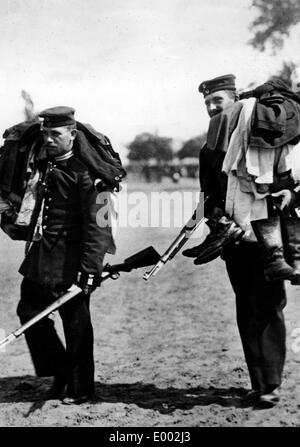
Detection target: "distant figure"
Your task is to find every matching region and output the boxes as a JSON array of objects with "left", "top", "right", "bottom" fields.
[
  {"left": 142, "top": 164, "right": 151, "bottom": 182},
  {"left": 171, "top": 171, "right": 181, "bottom": 183}
]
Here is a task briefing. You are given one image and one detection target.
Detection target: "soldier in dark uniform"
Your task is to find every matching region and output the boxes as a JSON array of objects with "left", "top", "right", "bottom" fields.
[
  {"left": 183, "top": 75, "right": 244, "bottom": 264},
  {"left": 184, "top": 75, "right": 287, "bottom": 407},
  {"left": 17, "top": 106, "right": 116, "bottom": 405}
]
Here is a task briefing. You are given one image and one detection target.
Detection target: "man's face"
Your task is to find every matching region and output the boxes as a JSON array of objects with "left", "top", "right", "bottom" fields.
[
  {"left": 42, "top": 126, "right": 77, "bottom": 157},
  {"left": 204, "top": 90, "right": 235, "bottom": 118}
]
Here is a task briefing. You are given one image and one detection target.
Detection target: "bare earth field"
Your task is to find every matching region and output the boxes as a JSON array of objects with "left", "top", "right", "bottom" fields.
[{"left": 0, "top": 179, "right": 300, "bottom": 427}]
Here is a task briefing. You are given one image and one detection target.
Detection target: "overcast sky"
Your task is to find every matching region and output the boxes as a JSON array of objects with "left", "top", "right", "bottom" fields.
[{"left": 0, "top": 0, "right": 299, "bottom": 159}]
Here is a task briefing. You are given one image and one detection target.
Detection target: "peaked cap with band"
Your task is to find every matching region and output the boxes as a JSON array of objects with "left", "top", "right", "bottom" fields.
[
  {"left": 39, "top": 106, "right": 76, "bottom": 128},
  {"left": 198, "top": 74, "right": 236, "bottom": 97}
]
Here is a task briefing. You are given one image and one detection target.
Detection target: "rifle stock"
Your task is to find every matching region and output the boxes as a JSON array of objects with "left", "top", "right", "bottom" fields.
[{"left": 103, "top": 246, "right": 160, "bottom": 277}]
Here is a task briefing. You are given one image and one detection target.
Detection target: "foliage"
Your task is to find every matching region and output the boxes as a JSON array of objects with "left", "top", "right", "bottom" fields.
[
  {"left": 249, "top": 0, "right": 300, "bottom": 52},
  {"left": 274, "top": 61, "right": 297, "bottom": 86},
  {"left": 177, "top": 134, "right": 206, "bottom": 160},
  {"left": 127, "top": 133, "right": 173, "bottom": 162}
]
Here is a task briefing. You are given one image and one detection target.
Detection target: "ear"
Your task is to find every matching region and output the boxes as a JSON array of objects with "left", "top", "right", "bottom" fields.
[{"left": 70, "top": 129, "right": 77, "bottom": 140}]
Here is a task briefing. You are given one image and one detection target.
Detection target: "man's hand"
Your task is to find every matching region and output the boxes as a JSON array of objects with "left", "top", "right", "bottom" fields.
[
  {"left": 76, "top": 272, "right": 100, "bottom": 296},
  {"left": 271, "top": 189, "right": 296, "bottom": 210},
  {"left": 81, "top": 285, "right": 96, "bottom": 296}
]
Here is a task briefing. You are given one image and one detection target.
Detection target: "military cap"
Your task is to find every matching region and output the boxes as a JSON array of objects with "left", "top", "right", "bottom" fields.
[
  {"left": 39, "top": 106, "right": 76, "bottom": 127},
  {"left": 198, "top": 74, "right": 236, "bottom": 97}
]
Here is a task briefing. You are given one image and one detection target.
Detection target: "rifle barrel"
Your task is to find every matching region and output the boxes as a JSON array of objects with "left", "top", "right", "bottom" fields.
[
  {"left": 143, "top": 233, "right": 186, "bottom": 281},
  {"left": 0, "top": 333, "right": 17, "bottom": 350},
  {"left": 143, "top": 260, "right": 166, "bottom": 280},
  {"left": 143, "top": 206, "right": 205, "bottom": 281},
  {"left": 0, "top": 285, "right": 82, "bottom": 350}
]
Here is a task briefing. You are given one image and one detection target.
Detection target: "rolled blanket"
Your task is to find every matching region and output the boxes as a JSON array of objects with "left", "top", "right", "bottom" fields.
[{"left": 74, "top": 129, "right": 126, "bottom": 189}]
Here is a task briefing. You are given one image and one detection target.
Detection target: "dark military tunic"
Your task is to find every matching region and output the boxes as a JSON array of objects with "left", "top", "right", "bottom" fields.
[
  {"left": 199, "top": 143, "right": 228, "bottom": 215},
  {"left": 19, "top": 155, "right": 114, "bottom": 289},
  {"left": 17, "top": 154, "right": 114, "bottom": 398}
]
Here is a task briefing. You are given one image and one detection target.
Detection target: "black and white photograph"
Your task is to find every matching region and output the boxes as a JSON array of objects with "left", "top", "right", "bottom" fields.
[{"left": 0, "top": 0, "right": 300, "bottom": 430}]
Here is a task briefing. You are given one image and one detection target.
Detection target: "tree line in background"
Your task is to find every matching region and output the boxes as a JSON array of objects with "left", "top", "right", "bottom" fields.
[
  {"left": 126, "top": 133, "right": 205, "bottom": 182},
  {"left": 127, "top": 132, "right": 206, "bottom": 162}
]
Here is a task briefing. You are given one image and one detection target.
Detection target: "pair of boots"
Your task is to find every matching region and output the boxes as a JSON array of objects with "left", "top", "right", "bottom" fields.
[
  {"left": 182, "top": 215, "right": 245, "bottom": 264},
  {"left": 251, "top": 215, "right": 300, "bottom": 284}
]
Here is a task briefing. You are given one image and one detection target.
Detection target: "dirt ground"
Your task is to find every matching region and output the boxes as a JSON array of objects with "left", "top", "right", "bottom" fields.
[{"left": 1, "top": 179, "right": 300, "bottom": 427}]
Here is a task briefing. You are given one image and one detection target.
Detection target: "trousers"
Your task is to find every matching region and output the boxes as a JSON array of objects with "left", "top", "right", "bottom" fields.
[
  {"left": 17, "top": 278, "right": 95, "bottom": 397},
  {"left": 224, "top": 241, "right": 287, "bottom": 391}
]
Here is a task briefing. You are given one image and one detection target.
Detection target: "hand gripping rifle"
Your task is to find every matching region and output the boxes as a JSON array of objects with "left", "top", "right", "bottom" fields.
[
  {"left": 0, "top": 246, "right": 160, "bottom": 350},
  {"left": 143, "top": 199, "right": 205, "bottom": 281}
]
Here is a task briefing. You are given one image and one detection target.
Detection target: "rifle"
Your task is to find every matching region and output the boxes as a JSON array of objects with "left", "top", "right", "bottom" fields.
[
  {"left": 143, "top": 200, "right": 205, "bottom": 281},
  {"left": 102, "top": 245, "right": 161, "bottom": 280},
  {"left": 0, "top": 246, "right": 160, "bottom": 350}
]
